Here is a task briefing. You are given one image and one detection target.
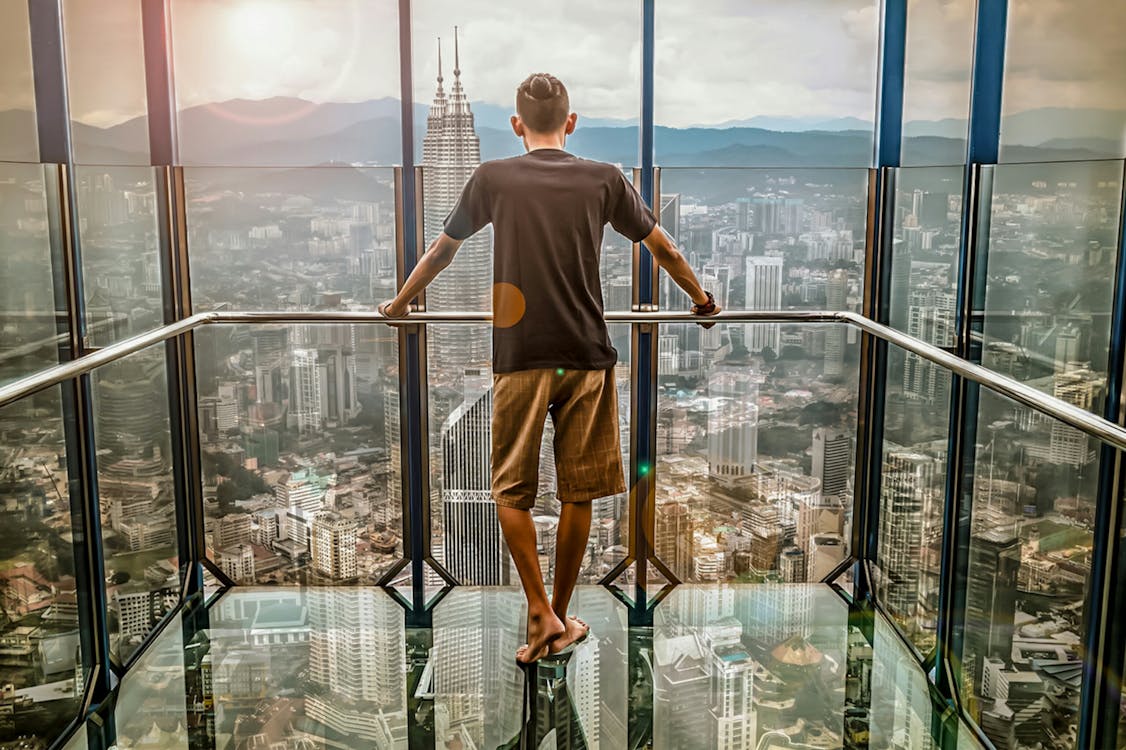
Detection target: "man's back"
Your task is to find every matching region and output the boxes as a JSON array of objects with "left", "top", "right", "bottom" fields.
[{"left": 444, "top": 149, "right": 655, "bottom": 373}]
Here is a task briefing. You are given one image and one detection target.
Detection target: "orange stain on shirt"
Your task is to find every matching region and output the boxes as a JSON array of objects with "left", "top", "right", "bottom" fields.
[{"left": 493, "top": 282, "right": 527, "bottom": 328}]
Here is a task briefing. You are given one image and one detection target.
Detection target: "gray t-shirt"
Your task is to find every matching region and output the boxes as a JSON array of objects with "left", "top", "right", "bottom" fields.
[{"left": 444, "top": 148, "right": 656, "bottom": 373}]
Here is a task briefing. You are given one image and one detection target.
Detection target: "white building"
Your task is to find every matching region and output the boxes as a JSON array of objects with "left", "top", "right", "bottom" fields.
[{"left": 744, "top": 256, "right": 784, "bottom": 353}]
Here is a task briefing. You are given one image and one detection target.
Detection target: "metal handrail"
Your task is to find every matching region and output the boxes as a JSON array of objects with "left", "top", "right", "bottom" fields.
[{"left": 4, "top": 308, "right": 1126, "bottom": 454}]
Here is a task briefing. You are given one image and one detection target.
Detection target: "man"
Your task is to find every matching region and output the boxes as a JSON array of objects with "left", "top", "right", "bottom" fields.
[{"left": 380, "top": 73, "right": 719, "bottom": 664}]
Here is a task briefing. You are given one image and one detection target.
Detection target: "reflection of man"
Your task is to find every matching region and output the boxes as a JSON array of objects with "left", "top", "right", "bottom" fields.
[{"left": 381, "top": 73, "right": 719, "bottom": 663}]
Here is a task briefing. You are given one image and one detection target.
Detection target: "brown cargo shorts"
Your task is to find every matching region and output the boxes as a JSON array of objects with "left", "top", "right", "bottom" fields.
[{"left": 491, "top": 367, "right": 626, "bottom": 510}]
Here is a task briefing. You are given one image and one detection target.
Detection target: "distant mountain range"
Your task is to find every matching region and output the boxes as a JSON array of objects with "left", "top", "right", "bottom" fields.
[{"left": 1, "top": 97, "right": 1122, "bottom": 167}]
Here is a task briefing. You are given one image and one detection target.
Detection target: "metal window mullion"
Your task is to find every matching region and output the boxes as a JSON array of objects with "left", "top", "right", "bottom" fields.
[
  {"left": 1076, "top": 160, "right": 1126, "bottom": 750},
  {"left": 853, "top": 167, "right": 896, "bottom": 593},
  {"left": 28, "top": 0, "right": 116, "bottom": 733},
  {"left": 853, "top": 0, "right": 905, "bottom": 600},
  {"left": 394, "top": 0, "right": 437, "bottom": 634},
  {"left": 934, "top": 0, "right": 1007, "bottom": 710}
]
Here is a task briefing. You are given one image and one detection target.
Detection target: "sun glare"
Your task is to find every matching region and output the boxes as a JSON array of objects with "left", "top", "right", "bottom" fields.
[{"left": 227, "top": 0, "right": 297, "bottom": 57}]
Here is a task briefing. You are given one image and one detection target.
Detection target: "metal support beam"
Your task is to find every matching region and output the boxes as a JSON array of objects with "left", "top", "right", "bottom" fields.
[
  {"left": 852, "top": 0, "right": 906, "bottom": 605},
  {"left": 395, "top": 0, "right": 435, "bottom": 628},
  {"left": 141, "top": 0, "right": 178, "bottom": 166},
  {"left": 28, "top": 3, "right": 115, "bottom": 743},
  {"left": 934, "top": 0, "right": 1007, "bottom": 711}
]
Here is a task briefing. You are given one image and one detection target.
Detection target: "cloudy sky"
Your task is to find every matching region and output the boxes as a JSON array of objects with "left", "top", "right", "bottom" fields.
[{"left": 0, "top": 0, "right": 1123, "bottom": 129}]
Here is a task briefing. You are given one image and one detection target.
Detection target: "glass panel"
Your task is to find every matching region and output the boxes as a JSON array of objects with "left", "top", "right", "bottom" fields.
[
  {"left": 979, "top": 161, "right": 1123, "bottom": 411},
  {"left": 92, "top": 345, "right": 179, "bottom": 664},
  {"left": 169, "top": 0, "right": 401, "bottom": 165},
  {"left": 888, "top": 166, "right": 964, "bottom": 345},
  {"left": 0, "top": 1, "right": 39, "bottom": 162},
  {"left": 657, "top": 168, "right": 869, "bottom": 316},
  {"left": 75, "top": 166, "right": 162, "bottom": 346},
  {"left": 427, "top": 323, "right": 630, "bottom": 586},
  {"left": 197, "top": 323, "right": 403, "bottom": 584},
  {"left": 960, "top": 389, "right": 1097, "bottom": 749},
  {"left": 184, "top": 167, "right": 397, "bottom": 312},
  {"left": 0, "top": 386, "right": 84, "bottom": 746},
  {"left": 653, "top": 584, "right": 850, "bottom": 748},
  {"left": 63, "top": 0, "right": 150, "bottom": 164},
  {"left": 411, "top": 0, "right": 640, "bottom": 164},
  {"left": 112, "top": 610, "right": 188, "bottom": 749},
  {"left": 112, "top": 588, "right": 413, "bottom": 748},
  {"left": 0, "top": 162, "right": 62, "bottom": 385},
  {"left": 900, "top": 0, "right": 974, "bottom": 166},
  {"left": 1000, "top": 0, "right": 1126, "bottom": 162},
  {"left": 655, "top": 322, "right": 859, "bottom": 584},
  {"left": 430, "top": 585, "right": 628, "bottom": 748},
  {"left": 655, "top": 1, "right": 879, "bottom": 166},
  {"left": 869, "top": 613, "right": 988, "bottom": 749},
  {"left": 60, "top": 724, "right": 90, "bottom": 750},
  {"left": 876, "top": 342, "right": 951, "bottom": 655}
]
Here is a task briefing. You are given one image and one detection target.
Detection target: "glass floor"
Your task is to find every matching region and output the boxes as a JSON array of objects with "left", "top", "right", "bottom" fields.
[{"left": 97, "top": 584, "right": 985, "bottom": 750}]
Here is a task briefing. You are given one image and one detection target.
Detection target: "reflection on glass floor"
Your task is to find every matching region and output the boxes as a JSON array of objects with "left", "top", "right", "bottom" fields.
[{"left": 107, "top": 584, "right": 984, "bottom": 749}]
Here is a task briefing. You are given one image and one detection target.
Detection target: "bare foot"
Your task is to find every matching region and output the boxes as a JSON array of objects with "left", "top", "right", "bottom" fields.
[
  {"left": 516, "top": 610, "right": 565, "bottom": 664},
  {"left": 548, "top": 615, "right": 590, "bottom": 654}
]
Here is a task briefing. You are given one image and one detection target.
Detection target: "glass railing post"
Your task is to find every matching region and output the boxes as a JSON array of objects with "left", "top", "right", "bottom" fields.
[
  {"left": 29, "top": 0, "right": 116, "bottom": 736},
  {"left": 1077, "top": 160, "right": 1126, "bottom": 750}
]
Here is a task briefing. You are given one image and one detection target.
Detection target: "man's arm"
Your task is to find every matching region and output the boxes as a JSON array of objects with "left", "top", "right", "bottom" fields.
[
  {"left": 642, "top": 225, "right": 714, "bottom": 309},
  {"left": 378, "top": 232, "right": 463, "bottom": 317}
]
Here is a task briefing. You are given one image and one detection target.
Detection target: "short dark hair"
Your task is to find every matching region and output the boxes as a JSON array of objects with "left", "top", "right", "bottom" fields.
[{"left": 516, "top": 73, "right": 569, "bottom": 133}]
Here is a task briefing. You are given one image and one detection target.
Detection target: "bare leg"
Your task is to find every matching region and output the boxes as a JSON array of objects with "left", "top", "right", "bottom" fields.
[
  {"left": 550, "top": 500, "right": 592, "bottom": 652},
  {"left": 498, "top": 505, "right": 565, "bottom": 663}
]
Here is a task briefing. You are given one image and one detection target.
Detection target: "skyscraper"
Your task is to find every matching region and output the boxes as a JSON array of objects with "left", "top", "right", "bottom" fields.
[
  {"left": 441, "top": 385, "right": 505, "bottom": 585},
  {"left": 812, "top": 428, "right": 852, "bottom": 499},
  {"left": 823, "top": 269, "right": 848, "bottom": 376},
  {"left": 424, "top": 30, "right": 491, "bottom": 376},
  {"left": 290, "top": 349, "right": 322, "bottom": 433},
  {"left": 1049, "top": 367, "right": 1099, "bottom": 466},
  {"left": 904, "top": 287, "right": 956, "bottom": 402},
  {"left": 877, "top": 447, "right": 935, "bottom": 620},
  {"left": 706, "top": 368, "right": 759, "bottom": 486},
  {"left": 744, "top": 256, "right": 784, "bottom": 353},
  {"left": 964, "top": 528, "right": 1020, "bottom": 696}
]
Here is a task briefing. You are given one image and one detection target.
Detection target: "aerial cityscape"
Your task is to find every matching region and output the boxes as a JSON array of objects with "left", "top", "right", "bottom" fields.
[{"left": 2, "top": 1, "right": 1126, "bottom": 745}]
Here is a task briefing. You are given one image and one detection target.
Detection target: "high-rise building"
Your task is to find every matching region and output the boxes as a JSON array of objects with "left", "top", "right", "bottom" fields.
[
  {"left": 812, "top": 428, "right": 852, "bottom": 499},
  {"left": 655, "top": 501, "right": 695, "bottom": 582},
  {"left": 824, "top": 269, "right": 849, "bottom": 376},
  {"left": 311, "top": 511, "right": 359, "bottom": 581},
  {"left": 216, "top": 512, "right": 252, "bottom": 549},
  {"left": 424, "top": 31, "right": 491, "bottom": 375},
  {"left": 290, "top": 349, "right": 322, "bottom": 433},
  {"left": 964, "top": 528, "right": 1020, "bottom": 696},
  {"left": 307, "top": 589, "right": 404, "bottom": 733},
  {"left": 441, "top": 385, "right": 505, "bottom": 584},
  {"left": 904, "top": 287, "right": 956, "bottom": 402},
  {"left": 877, "top": 447, "right": 935, "bottom": 618},
  {"left": 217, "top": 544, "right": 255, "bottom": 583},
  {"left": 1049, "top": 367, "right": 1100, "bottom": 466},
  {"left": 706, "top": 368, "right": 758, "bottom": 485},
  {"left": 744, "top": 256, "right": 784, "bottom": 353},
  {"left": 274, "top": 468, "right": 333, "bottom": 515}
]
